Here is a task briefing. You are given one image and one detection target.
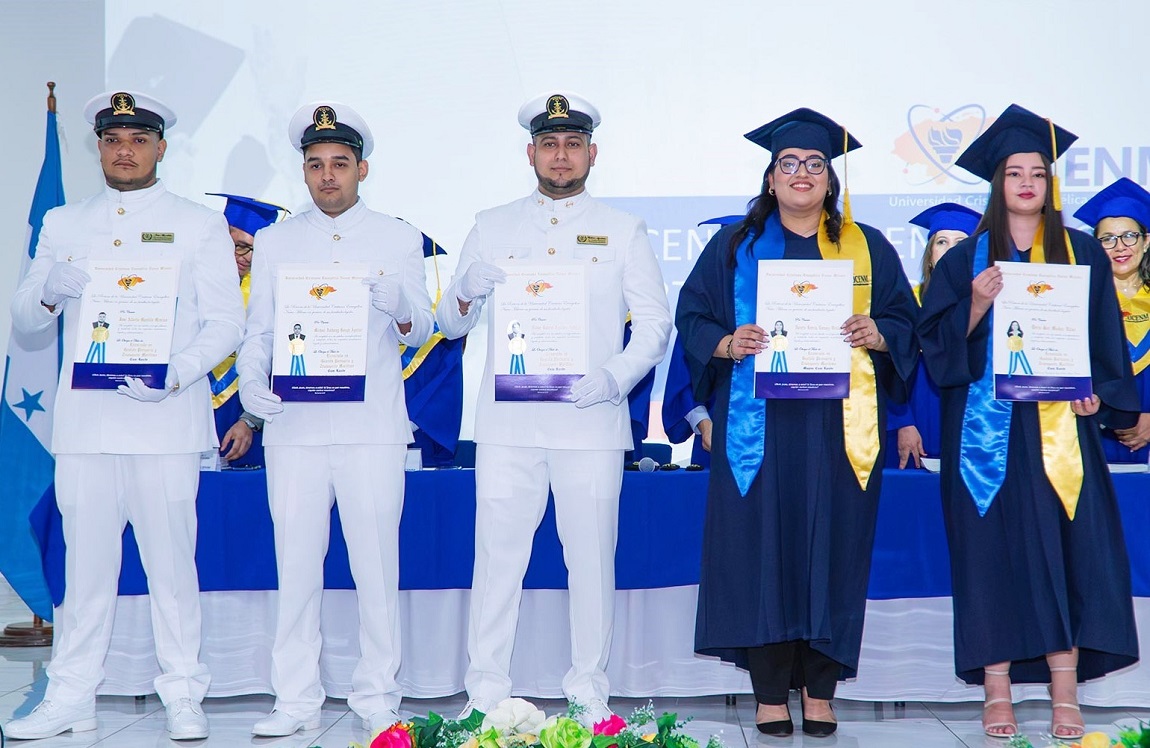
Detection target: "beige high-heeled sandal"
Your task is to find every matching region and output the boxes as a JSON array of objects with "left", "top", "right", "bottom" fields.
[
  {"left": 1048, "top": 666, "right": 1085, "bottom": 740},
  {"left": 982, "top": 668, "right": 1018, "bottom": 739}
]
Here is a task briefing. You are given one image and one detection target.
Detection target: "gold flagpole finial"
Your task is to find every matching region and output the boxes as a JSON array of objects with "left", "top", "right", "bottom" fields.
[{"left": 47, "top": 82, "right": 57, "bottom": 114}]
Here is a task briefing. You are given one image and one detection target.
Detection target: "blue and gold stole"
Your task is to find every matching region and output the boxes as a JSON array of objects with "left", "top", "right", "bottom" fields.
[
  {"left": 959, "top": 226, "right": 1083, "bottom": 519},
  {"left": 208, "top": 273, "right": 251, "bottom": 409},
  {"left": 727, "top": 211, "right": 878, "bottom": 496},
  {"left": 1118, "top": 285, "right": 1150, "bottom": 376}
]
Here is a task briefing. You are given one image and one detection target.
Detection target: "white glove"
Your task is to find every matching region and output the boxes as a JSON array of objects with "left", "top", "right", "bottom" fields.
[
  {"left": 116, "top": 373, "right": 176, "bottom": 403},
  {"left": 240, "top": 380, "right": 284, "bottom": 422},
  {"left": 363, "top": 276, "right": 412, "bottom": 323},
  {"left": 570, "top": 368, "right": 621, "bottom": 409},
  {"left": 42, "top": 262, "right": 91, "bottom": 307},
  {"left": 457, "top": 261, "right": 507, "bottom": 303}
]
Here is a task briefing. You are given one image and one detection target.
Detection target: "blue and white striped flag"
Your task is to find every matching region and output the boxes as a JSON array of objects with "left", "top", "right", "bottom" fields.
[{"left": 0, "top": 106, "right": 66, "bottom": 620}]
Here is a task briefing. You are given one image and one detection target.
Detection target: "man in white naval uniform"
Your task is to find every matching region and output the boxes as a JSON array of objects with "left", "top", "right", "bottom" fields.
[
  {"left": 237, "top": 102, "right": 433, "bottom": 738},
  {"left": 4, "top": 91, "right": 244, "bottom": 741},
  {"left": 438, "top": 91, "right": 671, "bottom": 722}
]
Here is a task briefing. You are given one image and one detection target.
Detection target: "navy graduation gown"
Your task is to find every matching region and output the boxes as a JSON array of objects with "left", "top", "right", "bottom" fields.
[
  {"left": 214, "top": 390, "right": 264, "bottom": 468},
  {"left": 1101, "top": 365, "right": 1150, "bottom": 463},
  {"left": 678, "top": 220, "right": 918, "bottom": 676},
  {"left": 885, "top": 363, "right": 942, "bottom": 467},
  {"left": 918, "top": 228, "right": 1140, "bottom": 684},
  {"left": 661, "top": 334, "right": 712, "bottom": 468}
]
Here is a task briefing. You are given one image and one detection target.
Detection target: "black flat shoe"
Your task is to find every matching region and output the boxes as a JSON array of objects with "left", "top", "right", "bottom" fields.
[
  {"left": 800, "top": 718, "right": 837, "bottom": 737},
  {"left": 756, "top": 718, "right": 794, "bottom": 736}
]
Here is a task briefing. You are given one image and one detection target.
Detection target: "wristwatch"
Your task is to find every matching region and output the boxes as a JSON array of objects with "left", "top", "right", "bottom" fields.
[{"left": 240, "top": 415, "right": 261, "bottom": 432}]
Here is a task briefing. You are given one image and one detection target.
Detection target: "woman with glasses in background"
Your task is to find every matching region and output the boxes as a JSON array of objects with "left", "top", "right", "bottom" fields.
[
  {"left": 676, "top": 109, "right": 917, "bottom": 738},
  {"left": 1074, "top": 178, "right": 1150, "bottom": 464}
]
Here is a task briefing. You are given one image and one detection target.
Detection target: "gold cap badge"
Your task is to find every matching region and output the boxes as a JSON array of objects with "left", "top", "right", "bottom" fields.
[
  {"left": 313, "top": 106, "right": 337, "bottom": 131},
  {"left": 111, "top": 92, "right": 135, "bottom": 116},
  {"left": 546, "top": 95, "right": 569, "bottom": 120}
]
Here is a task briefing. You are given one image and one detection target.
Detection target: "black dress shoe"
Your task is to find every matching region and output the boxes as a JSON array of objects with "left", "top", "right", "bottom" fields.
[
  {"left": 756, "top": 717, "right": 794, "bottom": 736},
  {"left": 801, "top": 718, "right": 837, "bottom": 737}
]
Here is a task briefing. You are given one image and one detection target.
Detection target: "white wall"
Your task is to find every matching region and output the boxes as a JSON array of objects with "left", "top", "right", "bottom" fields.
[{"left": 0, "top": 0, "right": 106, "bottom": 356}]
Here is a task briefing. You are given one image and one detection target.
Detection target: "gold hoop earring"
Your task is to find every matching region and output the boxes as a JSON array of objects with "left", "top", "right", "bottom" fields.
[{"left": 768, "top": 188, "right": 775, "bottom": 196}]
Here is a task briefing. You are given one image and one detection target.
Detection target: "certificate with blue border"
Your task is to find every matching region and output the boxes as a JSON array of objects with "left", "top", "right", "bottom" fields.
[
  {"left": 70, "top": 260, "right": 179, "bottom": 390},
  {"left": 754, "top": 259, "right": 853, "bottom": 399},
  {"left": 993, "top": 261, "right": 1091, "bottom": 401}
]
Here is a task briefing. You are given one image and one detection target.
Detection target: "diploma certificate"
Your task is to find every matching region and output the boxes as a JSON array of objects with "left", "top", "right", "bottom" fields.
[
  {"left": 272, "top": 263, "right": 370, "bottom": 402},
  {"left": 993, "top": 261, "right": 1091, "bottom": 401},
  {"left": 754, "top": 259, "right": 853, "bottom": 399},
  {"left": 492, "top": 264, "right": 588, "bottom": 402},
  {"left": 71, "top": 260, "right": 180, "bottom": 389}
]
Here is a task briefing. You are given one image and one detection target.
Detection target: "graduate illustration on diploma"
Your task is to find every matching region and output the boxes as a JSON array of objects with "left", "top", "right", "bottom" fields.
[
  {"left": 1006, "top": 320, "right": 1032, "bottom": 376},
  {"left": 769, "top": 319, "right": 789, "bottom": 373},
  {"left": 288, "top": 323, "right": 308, "bottom": 375},
  {"left": 507, "top": 320, "right": 527, "bottom": 374},
  {"left": 86, "top": 311, "right": 110, "bottom": 363}
]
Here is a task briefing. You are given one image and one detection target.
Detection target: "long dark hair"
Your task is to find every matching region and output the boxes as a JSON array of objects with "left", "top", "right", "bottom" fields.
[
  {"left": 974, "top": 153, "right": 1069, "bottom": 265},
  {"left": 727, "top": 158, "right": 844, "bottom": 266}
]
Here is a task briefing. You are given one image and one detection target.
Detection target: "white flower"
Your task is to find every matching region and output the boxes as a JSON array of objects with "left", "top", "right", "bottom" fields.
[{"left": 481, "top": 698, "right": 547, "bottom": 736}]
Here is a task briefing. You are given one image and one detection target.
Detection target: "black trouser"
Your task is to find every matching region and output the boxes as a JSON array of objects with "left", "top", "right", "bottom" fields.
[{"left": 746, "top": 641, "right": 840, "bottom": 705}]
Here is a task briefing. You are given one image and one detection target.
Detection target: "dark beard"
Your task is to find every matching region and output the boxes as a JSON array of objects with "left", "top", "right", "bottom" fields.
[{"left": 535, "top": 171, "right": 588, "bottom": 199}]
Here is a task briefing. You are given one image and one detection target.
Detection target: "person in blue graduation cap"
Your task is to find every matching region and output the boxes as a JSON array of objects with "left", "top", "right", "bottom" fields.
[
  {"left": 400, "top": 228, "right": 464, "bottom": 467},
  {"left": 676, "top": 108, "right": 918, "bottom": 737},
  {"left": 1074, "top": 178, "right": 1150, "bottom": 464},
  {"left": 917, "top": 104, "right": 1140, "bottom": 740},
  {"left": 661, "top": 215, "right": 743, "bottom": 468},
  {"left": 886, "top": 203, "right": 981, "bottom": 468},
  {"left": 204, "top": 193, "right": 286, "bottom": 468}
]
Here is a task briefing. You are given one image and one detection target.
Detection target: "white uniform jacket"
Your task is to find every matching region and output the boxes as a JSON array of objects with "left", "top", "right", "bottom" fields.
[
  {"left": 10, "top": 181, "right": 244, "bottom": 455},
  {"left": 237, "top": 199, "right": 433, "bottom": 447},
  {"left": 438, "top": 189, "right": 671, "bottom": 450}
]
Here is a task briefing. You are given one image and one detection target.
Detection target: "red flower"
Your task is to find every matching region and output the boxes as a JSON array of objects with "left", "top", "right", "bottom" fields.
[
  {"left": 371, "top": 722, "right": 413, "bottom": 748},
  {"left": 593, "top": 715, "right": 626, "bottom": 741}
]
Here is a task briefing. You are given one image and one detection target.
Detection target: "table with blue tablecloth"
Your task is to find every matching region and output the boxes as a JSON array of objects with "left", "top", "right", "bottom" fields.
[{"left": 34, "top": 469, "right": 1150, "bottom": 705}]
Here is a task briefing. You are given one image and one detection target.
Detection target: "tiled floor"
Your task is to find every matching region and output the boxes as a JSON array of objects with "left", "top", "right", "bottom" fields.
[{"left": 1, "top": 579, "right": 1149, "bottom": 747}]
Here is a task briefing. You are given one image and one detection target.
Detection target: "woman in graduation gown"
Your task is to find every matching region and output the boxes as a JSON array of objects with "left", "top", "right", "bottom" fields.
[
  {"left": 677, "top": 109, "right": 918, "bottom": 738},
  {"left": 888, "top": 203, "right": 980, "bottom": 468},
  {"left": 1073, "top": 178, "right": 1150, "bottom": 464},
  {"left": 917, "top": 104, "right": 1140, "bottom": 740}
]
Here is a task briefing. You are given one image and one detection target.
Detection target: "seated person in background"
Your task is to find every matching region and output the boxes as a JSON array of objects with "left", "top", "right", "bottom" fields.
[
  {"left": 886, "top": 202, "right": 980, "bottom": 468},
  {"left": 1073, "top": 178, "right": 1150, "bottom": 464},
  {"left": 400, "top": 228, "right": 465, "bottom": 467},
  {"left": 205, "top": 193, "right": 286, "bottom": 468}
]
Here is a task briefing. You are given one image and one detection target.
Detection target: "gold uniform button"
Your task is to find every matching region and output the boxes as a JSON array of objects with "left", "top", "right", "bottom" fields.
[
  {"left": 550, "top": 217, "right": 558, "bottom": 225},
  {"left": 547, "top": 248, "right": 556, "bottom": 255},
  {"left": 113, "top": 239, "right": 122, "bottom": 247},
  {"left": 333, "top": 234, "right": 341, "bottom": 241},
  {"left": 116, "top": 207, "right": 125, "bottom": 215}
]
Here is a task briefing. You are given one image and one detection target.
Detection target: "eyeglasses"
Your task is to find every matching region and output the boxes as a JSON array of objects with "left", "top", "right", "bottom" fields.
[
  {"left": 776, "top": 156, "right": 828, "bottom": 175},
  {"left": 1099, "top": 231, "right": 1146, "bottom": 250},
  {"left": 234, "top": 243, "right": 254, "bottom": 257}
]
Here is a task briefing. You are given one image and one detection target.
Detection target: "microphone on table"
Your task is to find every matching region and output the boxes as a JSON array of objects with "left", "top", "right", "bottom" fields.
[{"left": 638, "top": 456, "right": 660, "bottom": 473}]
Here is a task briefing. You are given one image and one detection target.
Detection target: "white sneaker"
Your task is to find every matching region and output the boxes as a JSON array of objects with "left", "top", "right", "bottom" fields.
[
  {"left": 573, "top": 698, "right": 613, "bottom": 728},
  {"left": 165, "top": 698, "right": 209, "bottom": 740},
  {"left": 4, "top": 699, "right": 98, "bottom": 739},
  {"left": 251, "top": 709, "right": 321, "bottom": 737},
  {"left": 362, "top": 708, "right": 401, "bottom": 734},
  {"left": 457, "top": 697, "right": 494, "bottom": 720}
]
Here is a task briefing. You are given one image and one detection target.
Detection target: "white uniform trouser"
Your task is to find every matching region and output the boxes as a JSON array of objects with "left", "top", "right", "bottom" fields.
[
  {"left": 47, "top": 453, "right": 210, "bottom": 707},
  {"left": 265, "top": 444, "right": 406, "bottom": 720},
  {"left": 466, "top": 444, "right": 623, "bottom": 704}
]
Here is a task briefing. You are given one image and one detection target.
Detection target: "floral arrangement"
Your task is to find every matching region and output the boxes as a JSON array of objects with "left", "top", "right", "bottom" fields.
[
  {"left": 1006, "top": 723, "right": 1150, "bottom": 748},
  {"left": 349, "top": 699, "right": 723, "bottom": 748}
]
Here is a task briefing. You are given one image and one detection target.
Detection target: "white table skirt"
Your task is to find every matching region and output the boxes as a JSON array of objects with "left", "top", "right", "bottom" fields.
[{"left": 77, "top": 587, "right": 1150, "bottom": 706}]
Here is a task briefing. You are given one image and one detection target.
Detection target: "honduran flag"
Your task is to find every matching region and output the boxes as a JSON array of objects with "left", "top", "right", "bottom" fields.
[{"left": 0, "top": 105, "right": 65, "bottom": 620}]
